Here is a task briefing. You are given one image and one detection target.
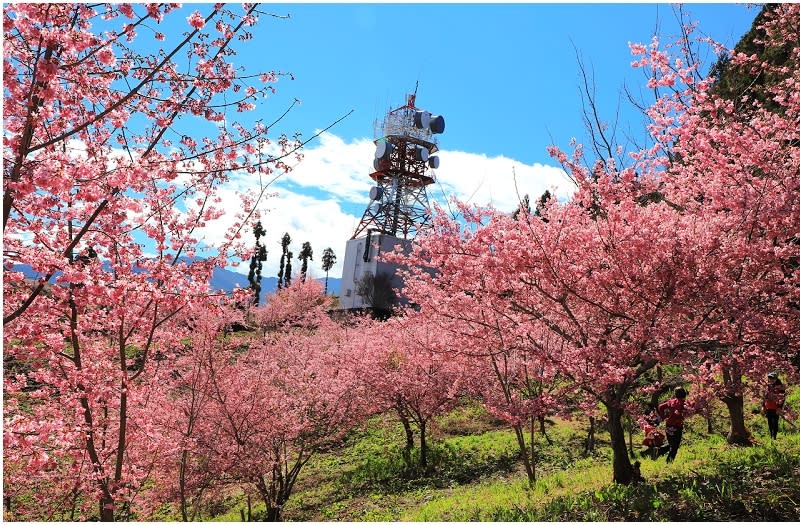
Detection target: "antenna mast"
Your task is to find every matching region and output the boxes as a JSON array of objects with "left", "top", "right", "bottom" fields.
[{"left": 351, "top": 92, "right": 445, "bottom": 240}]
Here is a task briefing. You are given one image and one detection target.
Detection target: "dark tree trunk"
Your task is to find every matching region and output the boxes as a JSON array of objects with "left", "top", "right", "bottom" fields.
[
  {"left": 607, "top": 404, "right": 637, "bottom": 485},
  {"left": 626, "top": 414, "right": 635, "bottom": 457},
  {"left": 538, "top": 416, "right": 553, "bottom": 445},
  {"left": 530, "top": 417, "right": 537, "bottom": 483},
  {"left": 266, "top": 507, "right": 280, "bottom": 522},
  {"left": 512, "top": 423, "right": 536, "bottom": 485},
  {"left": 179, "top": 450, "right": 189, "bottom": 521},
  {"left": 722, "top": 393, "right": 751, "bottom": 445},
  {"left": 99, "top": 498, "right": 114, "bottom": 522},
  {"left": 584, "top": 416, "right": 596, "bottom": 455},
  {"left": 396, "top": 404, "right": 415, "bottom": 468},
  {"left": 419, "top": 419, "right": 428, "bottom": 470},
  {"left": 721, "top": 365, "right": 753, "bottom": 446},
  {"left": 649, "top": 366, "right": 664, "bottom": 409}
]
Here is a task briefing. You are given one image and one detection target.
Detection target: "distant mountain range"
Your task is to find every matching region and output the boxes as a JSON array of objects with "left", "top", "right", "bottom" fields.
[
  {"left": 205, "top": 266, "right": 341, "bottom": 303},
  {"left": 8, "top": 262, "right": 341, "bottom": 304}
]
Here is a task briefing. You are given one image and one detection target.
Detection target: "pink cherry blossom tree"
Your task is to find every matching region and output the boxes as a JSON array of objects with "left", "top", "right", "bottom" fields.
[
  {"left": 396, "top": 6, "right": 800, "bottom": 485},
  {"left": 624, "top": 4, "right": 800, "bottom": 444},
  {"left": 175, "top": 280, "right": 369, "bottom": 521},
  {"left": 3, "top": 3, "right": 308, "bottom": 520},
  {"left": 386, "top": 211, "right": 572, "bottom": 485},
  {"left": 355, "top": 313, "right": 470, "bottom": 472},
  {"left": 396, "top": 196, "right": 708, "bottom": 484}
]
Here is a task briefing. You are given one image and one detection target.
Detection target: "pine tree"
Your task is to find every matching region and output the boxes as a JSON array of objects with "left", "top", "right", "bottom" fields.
[
  {"left": 321, "top": 247, "right": 337, "bottom": 295},
  {"left": 298, "top": 241, "right": 313, "bottom": 282},
  {"left": 285, "top": 251, "right": 293, "bottom": 288},
  {"left": 511, "top": 194, "right": 530, "bottom": 220},
  {"left": 278, "top": 233, "right": 291, "bottom": 290},
  {"left": 247, "top": 221, "right": 267, "bottom": 305}
]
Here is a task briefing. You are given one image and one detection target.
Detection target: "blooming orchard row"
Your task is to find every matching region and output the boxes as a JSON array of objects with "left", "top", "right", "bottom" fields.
[
  {"left": 3, "top": 3, "right": 799, "bottom": 521},
  {"left": 393, "top": 4, "right": 800, "bottom": 484}
]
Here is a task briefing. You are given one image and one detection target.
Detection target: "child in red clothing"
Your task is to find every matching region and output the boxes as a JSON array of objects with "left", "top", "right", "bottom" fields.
[
  {"left": 638, "top": 413, "right": 665, "bottom": 459},
  {"left": 657, "top": 387, "right": 689, "bottom": 463}
]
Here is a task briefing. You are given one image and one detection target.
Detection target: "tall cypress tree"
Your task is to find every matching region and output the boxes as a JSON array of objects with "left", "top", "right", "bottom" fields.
[
  {"left": 321, "top": 247, "right": 336, "bottom": 295},
  {"left": 247, "top": 221, "right": 267, "bottom": 305},
  {"left": 298, "top": 241, "right": 313, "bottom": 282},
  {"left": 277, "top": 232, "right": 291, "bottom": 290},
  {"left": 285, "top": 251, "right": 293, "bottom": 288}
]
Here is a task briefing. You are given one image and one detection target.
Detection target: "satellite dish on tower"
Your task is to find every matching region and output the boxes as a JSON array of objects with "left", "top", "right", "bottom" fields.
[
  {"left": 414, "top": 145, "right": 429, "bottom": 162},
  {"left": 369, "top": 186, "right": 384, "bottom": 201},
  {"left": 429, "top": 115, "right": 445, "bottom": 134},
  {"left": 375, "top": 141, "right": 393, "bottom": 159},
  {"left": 414, "top": 111, "right": 431, "bottom": 129},
  {"left": 428, "top": 156, "right": 440, "bottom": 169}
]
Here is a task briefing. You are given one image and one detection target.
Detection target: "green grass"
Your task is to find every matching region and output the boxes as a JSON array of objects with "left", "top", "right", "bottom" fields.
[
  {"left": 9, "top": 395, "right": 796, "bottom": 522},
  {"left": 168, "top": 403, "right": 800, "bottom": 521},
  {"left": 400, "top": 433, "right": 800, "bottom": 521},
  {"left": 277, "top": 398, "right": 800, "bottom": 521}
]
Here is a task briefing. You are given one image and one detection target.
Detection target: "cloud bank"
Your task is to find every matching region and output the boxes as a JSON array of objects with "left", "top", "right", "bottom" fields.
[{"left": 196, "top": 132, "right": 576, "bottom": 280}]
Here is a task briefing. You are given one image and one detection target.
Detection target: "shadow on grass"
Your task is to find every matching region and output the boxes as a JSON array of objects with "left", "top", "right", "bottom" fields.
[
  {"left": 341, "top": 440, "right": 519, "bottom": 494},
  {"left": 488, "top": 442, "right": 800, "bottom": 521}
]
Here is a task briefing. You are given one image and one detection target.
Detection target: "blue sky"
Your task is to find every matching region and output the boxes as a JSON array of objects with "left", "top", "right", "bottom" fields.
[{"left": 145, "top": 3, "right": 760, "bottom": 281}]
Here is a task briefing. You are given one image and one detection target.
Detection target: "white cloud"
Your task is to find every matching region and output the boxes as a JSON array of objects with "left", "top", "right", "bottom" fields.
[
  {"left": 430, "top": 150, "right": 576, "bottom": 213},
  {"left": 186, "top": 133, "right": 576, "bottom": 280},
  {"left": 276, "top": 132, "right": 376, "bottom": 203},
  {"left": 188, "top": 181, "right": 359, "bottom": 280},
  {"left": 249, "top": 189, "right": 358, "bottom": 280}
]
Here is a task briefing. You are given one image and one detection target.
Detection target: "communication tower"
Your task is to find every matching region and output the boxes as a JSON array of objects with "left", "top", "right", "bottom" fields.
[{"left": 338, "top": 92, "right": 445, "bottom": 310}]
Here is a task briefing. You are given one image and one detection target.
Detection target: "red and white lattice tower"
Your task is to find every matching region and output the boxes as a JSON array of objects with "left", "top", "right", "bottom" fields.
[{"left": 339, "top": 92, "right": 445, "bottom": 310}]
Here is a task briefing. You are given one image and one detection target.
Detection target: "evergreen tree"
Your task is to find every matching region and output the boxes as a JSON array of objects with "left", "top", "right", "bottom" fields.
[
  {"left": 298, "top": 241, "right": 313, "bottom": 282},
  {"left": 247, "top": 221, "right": 267, "bottom": 305},
  {"left": 321, "top": 247, "right": 337, "bottom": 295},
  {"left": 511, "top": 194, "right": 530, "bottom": 220},
  {"left": 278, "top": 232, "right": 291, "bottom": 290},
  {"left": 534, "top": 190, "right": 552, "bottom": 221},
  {"left": 285, "top": 251, "right": 293, "bottom": 288},
  {"left": 709, "top": 4, "right": 793, "bottom": 114}
]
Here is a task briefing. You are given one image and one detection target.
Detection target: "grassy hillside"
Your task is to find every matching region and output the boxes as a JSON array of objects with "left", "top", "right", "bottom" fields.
[{"left": 208, "top": 398, "right": 799, "bottom": 522}]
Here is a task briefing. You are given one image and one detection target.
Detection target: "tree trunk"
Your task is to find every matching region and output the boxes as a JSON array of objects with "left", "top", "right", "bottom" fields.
[
  {"left": 721, "top": 365, "right": 753, "bottom": 446},
  {"left": 419, "top": 419, "right": 428, "bottom": 470},
  {"left": 179, "top": 450, "right": 189, "bottom": 521},
  {"left": 626, "top": 414, "right": 635, "bottom": 457},
  {"left": 722, "top": 393, "right": 752, "bottom": 445},
  {"left": 99, "top": 498, "right": 115, "bottom": 522},
  {"left": 606, "top": 404, "right": 637, "bottom": 485},
  {"left": 396, "top": 405, "right": 415, "bottom": 469},
  {"left": 538, "top": 416, "right": 553, "bottom": 445},
  {"left": 266, "top": 507, "right": 280, "bottom": 522},
  {"left": 649, "top": 366, "right": 664, "bottom": 409},
  {"left": 584, "top": 416, "right": 596, "bottom": 455},
  {"left": 530, "top": 417, "right": 537, "bottom": 483},
  {"left": 512, "top": 423, "right": 536, "bottom": 485}
]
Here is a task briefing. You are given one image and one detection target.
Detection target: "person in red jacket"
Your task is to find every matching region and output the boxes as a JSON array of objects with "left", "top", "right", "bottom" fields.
[
  {"left": 657, "top": 387, "right": 689, "bottom": 463},
  {"left": 763, "top": 372, "right": 786, "bottom": 440}
]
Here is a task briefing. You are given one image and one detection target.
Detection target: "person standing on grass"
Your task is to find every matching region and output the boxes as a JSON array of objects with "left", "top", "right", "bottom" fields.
[
  {"left": 763, "top": 372, "right": 786, "bottom": 440},
  {"left": 657, "top": 387, "right": 689, "bottom": 463}
]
